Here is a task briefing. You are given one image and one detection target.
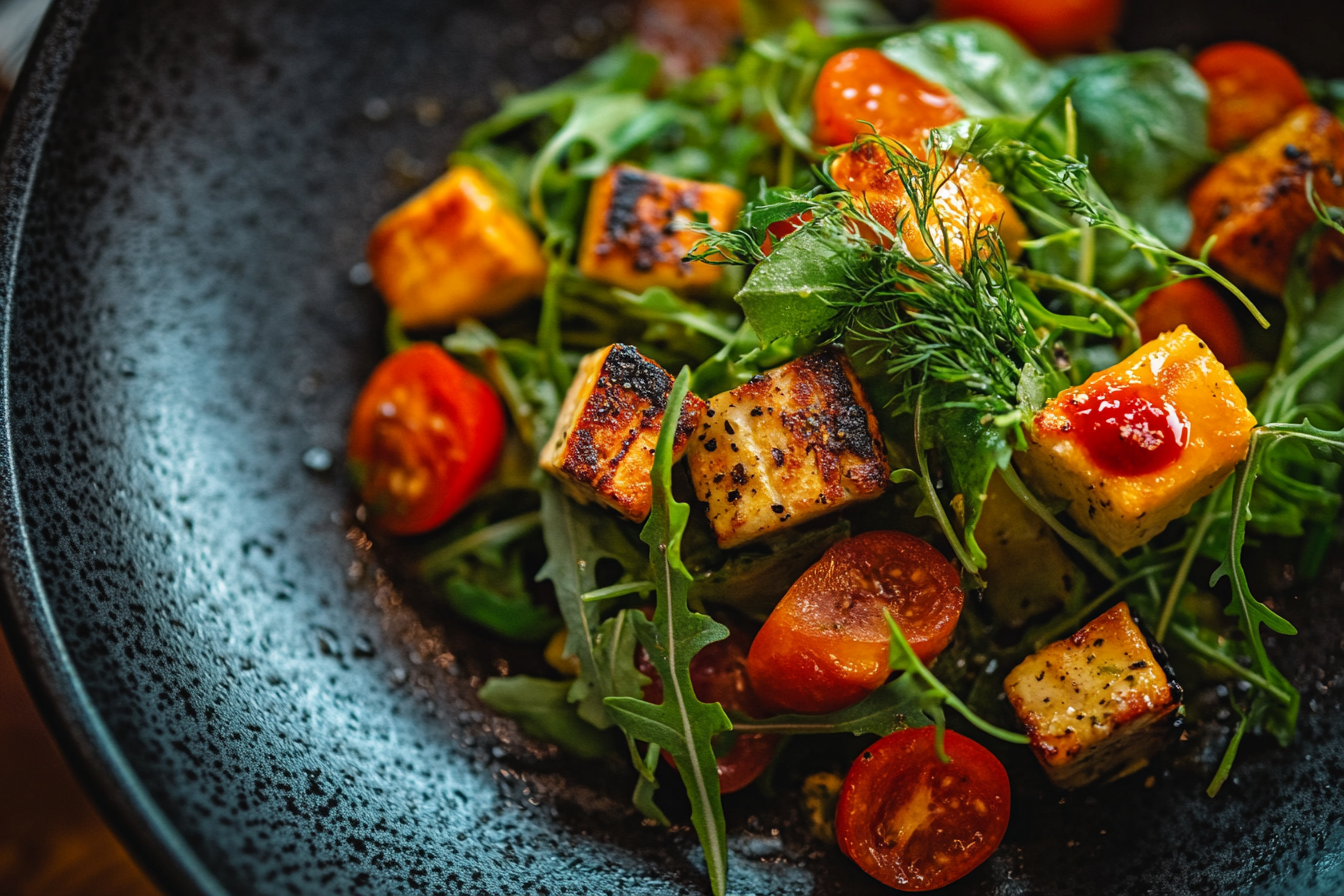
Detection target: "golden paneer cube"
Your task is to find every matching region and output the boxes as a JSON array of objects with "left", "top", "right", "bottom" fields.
[
  {"left": 686, "top": 348, "right": 889, "bottom": 549},
  {"left": 829, "top": 138, "right": 1027, "bottom": 268},
  {"left": 1017, "top": 325, "right": 1256, "bottom": 555},
  {"left": 977, "top": 472, "right": 1077, "bottom": 628},
  {"left": 1004, "top": 602, "right": 1182, "bottom": 789},
  {"left": 540, "top": 344, "right": 707, "bottom": 522},
  {"left": 367, "top": 165, "right": 546, "bottom": 329},
  {"left": 578, "top": 164, "right": 744, "bottom": 293},
  {"left": 1188, "top": 104, "right": 1344, "bottom": 296}
]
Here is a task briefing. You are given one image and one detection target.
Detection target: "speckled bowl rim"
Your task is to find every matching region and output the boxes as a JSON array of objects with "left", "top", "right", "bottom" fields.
[{"left": 0, "top": 2, "right": 223, "bottom": 893}]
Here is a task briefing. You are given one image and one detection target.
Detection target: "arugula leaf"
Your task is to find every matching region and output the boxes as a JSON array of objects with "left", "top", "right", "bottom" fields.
[
  {"left": 730, "top": 674, "right": 932, "bottom": 736},
  {"left": 478, "top": 676, "right": 619, "bottom": 759},
  {"left": 537, "top": 483, "right": 647, "bottom": 729},
  {"left": 603, "top": 369, "right": 733, "bottom": 896},
  {"left": 879, "top": 21, "right": 1068, "bottom": 120}
]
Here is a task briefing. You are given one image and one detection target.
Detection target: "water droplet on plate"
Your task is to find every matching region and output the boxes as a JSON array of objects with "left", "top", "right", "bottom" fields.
[
  {"left": 352, "top": 634, "right": 375, "bottom": 658},
  {"left": 363, "top": 97, "right": 391, "bottom": 121},
  {"left": 315, "top": 626, "right": 342, "bottom": 658},
  {"left": 348, "top": 261, "right": 373, "bottom": 286},
  {"left": 303, "top": 446, "right": 334, "bottom": 473}
]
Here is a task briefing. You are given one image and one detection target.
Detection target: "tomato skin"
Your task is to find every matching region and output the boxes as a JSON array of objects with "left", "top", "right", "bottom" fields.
[
  {"left": 347, "top": 343, "right": 506, "bottom": 535},
  {"left": 747, "top": 532, "right": 964, "bottom": 715},
  {"left": 837, "top": 727, "right": 1010, "bottom": 892},
  {"left": 1194, "top": 42, "right": 1311, "bottom": 153},
  {"left": 812, "top": 49, "right": 964, "bottom": 149},
  {"left": 638, "top": 623, "right": 779, "bottom": 793},
  {"left": 936, "top": 0, "right": 1121, "bottom": 57},
  {"left": 760, "top": 212, "right": 813, "bottom": 256},
  {"left": 1136, "top": 280, "right": 1246, "bottom": 368}
]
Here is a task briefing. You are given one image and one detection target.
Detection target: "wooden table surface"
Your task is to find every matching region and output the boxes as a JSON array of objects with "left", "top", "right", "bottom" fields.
[{"left": 0, "top": 629, "right": 164, "bottom": 896}]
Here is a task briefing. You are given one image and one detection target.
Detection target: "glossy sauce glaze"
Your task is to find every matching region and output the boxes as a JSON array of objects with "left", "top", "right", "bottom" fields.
[{"left": 1059, "top": 382, "right": 1190, "bottom": 477}]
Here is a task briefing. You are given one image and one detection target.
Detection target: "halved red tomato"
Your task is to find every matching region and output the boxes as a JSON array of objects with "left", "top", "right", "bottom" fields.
[
  {"left": 747, "top": 531, "right": 964, "bottom": 715},
  {"left": 347, "top": 343, "right": 505, "bottom": 535},
  {"left": 1136, "top": 279, "right": 1246, "bottom": 368},
  {"left": 638, "top": 621, "right": 779, "bottom": 794},
  {"left": 936, "top": 0, "right": 1122, "bottom": 57},
  {"left": 837, "top": 727, "right": 1011, "bottom": 892},
  {"left": 812, "top": 49, "right": 964, "bottom": 149}
]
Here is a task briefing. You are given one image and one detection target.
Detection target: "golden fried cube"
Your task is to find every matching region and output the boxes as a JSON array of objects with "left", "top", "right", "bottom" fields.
[
  {"left": 1017, "top": 325, "right": 1256, "bottom": 555},
  {"left": 1188, "top": 104, "right": 1344, "bottom": 296},
  {"left": 686, "top": 348, "right": 889, "bottom": 548},
  {"left": 578, "top": 164, "right": 744, "bottom": 293},
  {"left": 1004, "top": 602, "right": 1182, "bottom": 789},
  {"left": 828, "top": 138, "right": 1027, "bottom": 267},
  {"left": 540, "top": 344, "right": 707, "bottom": 522},
  {"left": 367, "top": 165, "right": 546, "bottom": 329}
]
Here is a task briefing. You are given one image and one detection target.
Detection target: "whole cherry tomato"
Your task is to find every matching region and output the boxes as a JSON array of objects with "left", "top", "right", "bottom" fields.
[
  {"left": 1136, "top": 279, "right": 1247, "bottom": 368},
  {"left": 812, "top": 48, "right": 964, "bottom": 149},
  {"left": 747, "top": 531, "right": 964, "bottom": 715},
  {"left": 347, "top": 343, "right": 506, "bottom": 535},
  {"left": 936, "top": 0, "right": 1122, "bottom": 57},
  {"left": 837, "top": 727, "right": 1011, "bottom": 892},
  {"left": 637, "top": 621, "right": 779, "bottom": 793},
  {"left": 636, "top": 0, "right": 743, "bottom": 82},
  {"left": 1194, "top": 41, "right": 1311, "bottom": 152}
]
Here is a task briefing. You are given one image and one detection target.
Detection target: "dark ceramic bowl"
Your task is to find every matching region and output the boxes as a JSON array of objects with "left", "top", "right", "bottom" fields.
[{"left": 2, "top": 1, "right": 1344, "bottom": 894}]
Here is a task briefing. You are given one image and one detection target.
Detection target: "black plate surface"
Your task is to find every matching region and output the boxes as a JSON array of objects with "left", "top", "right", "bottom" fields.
[{"left": 1, "top": 1, "right": 1343, "bottom": 894}]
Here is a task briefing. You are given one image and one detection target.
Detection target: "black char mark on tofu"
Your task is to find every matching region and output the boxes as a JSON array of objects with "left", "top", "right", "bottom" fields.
[
  {"left": 543, "top": 344, "right": 705, "bottom": 522},
  {"left": 599, "top": 168, "right": 701, "bottom": 275},
  {"left": 687, "top": 346, "right": 889, "bottom": 548}
]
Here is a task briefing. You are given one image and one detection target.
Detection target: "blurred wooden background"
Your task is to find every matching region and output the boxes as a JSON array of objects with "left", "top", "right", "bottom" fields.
[{"left": 0, "top": 631, "right": 163, "bottom": 896}]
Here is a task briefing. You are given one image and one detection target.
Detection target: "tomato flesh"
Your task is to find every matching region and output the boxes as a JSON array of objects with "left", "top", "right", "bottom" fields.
[
  {"left": 347, "top": 343, "right": 506, "bottom": 535},
  {"left": 812, "top": 49, "right": 964, "bottom": 149},
  {"left": 837, "top": 727, "right": 1010, "bottom": 892},
  {"left": 747, "top": 532, "right": 963, "bottom": 715},
  {"left": 761, "top": 212, "right": 813, "bottom": 256},
  {"left": 936, "top": 0, "right": 1121, "bottom": 56},
  {"left": 1194, "top": 41, "right": 1310, "bottom": 152},
  {"left": 1137, "top": 280, "right": 1246, "bottom": 368},
  {"left": 638, "top": 623, "right": 779, "bottom": 794},
  {"left": 1061, "top": 382, "right": 1189, "bottom": 477}
]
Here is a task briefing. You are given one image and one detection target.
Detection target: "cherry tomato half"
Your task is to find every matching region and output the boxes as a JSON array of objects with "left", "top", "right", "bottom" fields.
[
  {"left": 936, "top": 0, "right": 1122, "bottom": 57},
  {"left": 638, "top": 622, "right": 779, "bottom": 793},
  {"left": 1194, "top": 41, "right": 1311, "bottom": 153},
  {"left": 1136, "top": 280, "right": 1247, "bottom": 368},
  {"left": 812, "top": 49, "right": 964, "bottom": 149},
  {"left": 761, "top": 212, "right": 813, "bottom": 256},
  {"left": 837, "top": 727, "right": 1011, "bottom": 892},
  {"left": 636, "top": 0, "right": 743, "bottom": 82},
  {"left": 747, "top": 531, "right": 964, "bottom": 715},
  {"left": 347, "top": 343, "right": 506, "bottom": 535}
]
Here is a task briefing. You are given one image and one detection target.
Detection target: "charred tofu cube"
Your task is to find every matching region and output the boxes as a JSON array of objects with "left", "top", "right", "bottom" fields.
[
  {"left": 1188, "top": 104, "right": 1344, "bottom": 296},
  {"left": 686, "top": 348, "right": 889, "bottom": 549},
  {"left": 367, "top": 165, "right": 546, "bottom": 329},
  {"left": 1004, "top": 602, "right": 1182, "bottom": 789},
  {"left": 578, "top": 164, "right": 744, "bottom": 293},
  {"left": 1017, "top": 325, "right": 1255, "bottom": 555},
  {"left": 828, "top": 138, "right": 1028, "bottom": 267},
  {"left": 540, "top": 344, "right": 707, "bottom": 522}
]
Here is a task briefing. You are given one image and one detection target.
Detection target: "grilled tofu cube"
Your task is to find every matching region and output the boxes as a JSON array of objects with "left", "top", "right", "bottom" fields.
[
  {"left": 1188, "top": 104, "right": 1344, "bottom": 296},
  {"left": 540, "top": 344, "right": 707, "bottom": 522},
  {"left": 829, "top": 138, "right": 1028, "bottom": 267},
  {"left": 977, "top": 472, "right": 1077, "bottom": 628},
  {"left": 686, "top": 348, "right": 889, "bottom": 549},
  {"left": 1004, "top": 602, "right": 1182, "bottom": 789},
  {"left": 1017, "top": 325, "right": 1256, "bottom": 555},
  {"left": 578, "top": 164, "right": 744, "bottom": 293},
  {"left": 367, "top": 165, "right": 546, "bottom": 329}
]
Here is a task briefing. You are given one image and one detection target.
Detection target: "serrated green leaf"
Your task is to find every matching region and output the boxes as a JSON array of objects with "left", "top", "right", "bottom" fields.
[
  {"left": 729, "top": 675, "right": 932, "bottom": 736},
  {"left": 601, "top": 368, "right": 733, "bottom": 896}
]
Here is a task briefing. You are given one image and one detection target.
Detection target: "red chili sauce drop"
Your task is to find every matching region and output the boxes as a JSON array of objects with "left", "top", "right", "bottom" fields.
[{"left": 1061, "top": 382, "right": 1190, "bottom": 476}]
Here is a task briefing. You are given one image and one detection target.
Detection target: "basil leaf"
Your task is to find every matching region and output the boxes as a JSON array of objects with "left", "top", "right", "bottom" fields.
[{"left": 734, "top": 224, "right": 849, "bottom": 344}]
